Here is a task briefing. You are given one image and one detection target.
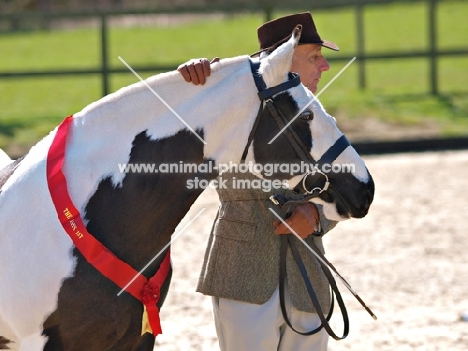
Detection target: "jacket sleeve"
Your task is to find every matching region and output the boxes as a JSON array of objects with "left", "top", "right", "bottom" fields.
[{"left": 314, "top": 203, "right": 338, "bottom": 236}]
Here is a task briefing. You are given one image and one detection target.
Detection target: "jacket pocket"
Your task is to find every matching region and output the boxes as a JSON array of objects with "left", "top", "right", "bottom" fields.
[{"left": 213, "top": 218, "right": 257, "bottom": 242}]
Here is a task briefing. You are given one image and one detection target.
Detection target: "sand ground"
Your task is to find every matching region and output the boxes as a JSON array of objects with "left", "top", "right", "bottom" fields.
[{"left": 154, "top": 150, "right": 468, "bottom": 351}]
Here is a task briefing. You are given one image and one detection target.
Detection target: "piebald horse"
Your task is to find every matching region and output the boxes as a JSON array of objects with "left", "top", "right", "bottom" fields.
[{"left": 0, "top": 28, "right": 373, "bottom": 350}]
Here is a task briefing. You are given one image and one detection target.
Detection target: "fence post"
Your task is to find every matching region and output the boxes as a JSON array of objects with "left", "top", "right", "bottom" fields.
[
  {"left": 428, "top": 0, "right": 438, "bottom": 95},
  {"left": 356, "top": 3, "right": 366, "bottom": 90},
  {"left": 263, "top": 5, "right": 273, "bottom": 22},
  {"left": 100, "top": 14, "right": 110, "bottom": 97}
]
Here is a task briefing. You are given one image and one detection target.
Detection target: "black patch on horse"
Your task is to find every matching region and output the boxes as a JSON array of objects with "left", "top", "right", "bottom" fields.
[
  {"left": 252, "top": 92, "right": 312, "bottom": 179},
  {"left": 322, "top": 167, "right": 374, "bottom": 218}
]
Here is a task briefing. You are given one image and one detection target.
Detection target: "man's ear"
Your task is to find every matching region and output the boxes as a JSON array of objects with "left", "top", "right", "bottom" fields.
[{"left": 259, "top": 25, "right": 302, "bottom": 88}]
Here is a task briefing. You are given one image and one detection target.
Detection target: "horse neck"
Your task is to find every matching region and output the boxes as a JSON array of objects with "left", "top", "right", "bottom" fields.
[
  {"left": 63, "top": 55, "right": 259, "bottom": 208},
  {"left": 60, "top": 56, "right": 260, "bottom": 268}
]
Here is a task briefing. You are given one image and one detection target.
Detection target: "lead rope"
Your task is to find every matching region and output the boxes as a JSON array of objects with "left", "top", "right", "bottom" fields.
[
  {"left": 273, "top": 192, "right": 349, "bottom": 339},
  {"left": 279, "top": 234, "right": 350, "bottom": 339},
  {"left": 264, "top": 93, "right": 350, "bottom": 338}
]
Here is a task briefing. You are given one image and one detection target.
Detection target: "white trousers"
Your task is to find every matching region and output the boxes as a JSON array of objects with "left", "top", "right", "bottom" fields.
[{"left": 212, "top": 286, "right": 328, "bottom": 351}]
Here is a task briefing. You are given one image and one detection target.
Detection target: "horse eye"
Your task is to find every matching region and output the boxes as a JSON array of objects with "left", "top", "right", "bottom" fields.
[{"left": 300, "top": 111, "right": 314, "bottom": 121}]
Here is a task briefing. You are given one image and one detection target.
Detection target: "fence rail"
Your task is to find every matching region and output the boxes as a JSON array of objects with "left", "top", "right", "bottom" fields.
[{"left": 0, "top": 0, "right": 467, "bottom": 96}]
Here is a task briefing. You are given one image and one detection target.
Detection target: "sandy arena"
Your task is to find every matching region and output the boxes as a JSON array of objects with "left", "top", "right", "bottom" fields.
[{"left": 154, "top": 150, "right": 468, "bottom": 351}]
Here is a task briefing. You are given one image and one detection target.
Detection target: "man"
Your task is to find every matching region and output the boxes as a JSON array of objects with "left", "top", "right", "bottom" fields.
[{"left": 178, "top": 12, "right": 340, "bottom": 351}]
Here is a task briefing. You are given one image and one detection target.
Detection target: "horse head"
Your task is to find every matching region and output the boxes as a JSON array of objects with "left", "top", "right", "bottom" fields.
[{"left": 240, "top": 26, "right": 374, "bottom": 220}]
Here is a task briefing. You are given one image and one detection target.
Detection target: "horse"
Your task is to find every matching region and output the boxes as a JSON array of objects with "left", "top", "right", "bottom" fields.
[{"left": 0, "top": 27, "right": 374, "bottom": 350}]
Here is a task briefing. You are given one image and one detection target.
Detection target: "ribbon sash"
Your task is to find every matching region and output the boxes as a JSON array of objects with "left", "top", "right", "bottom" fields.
[{"left": 46, "top": 115, "right": 170, "bottom": 335}]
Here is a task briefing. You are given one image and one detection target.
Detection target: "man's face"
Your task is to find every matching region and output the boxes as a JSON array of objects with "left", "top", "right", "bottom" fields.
[{"left": 290, "top": 44, "right": 330, "bottom": 94}]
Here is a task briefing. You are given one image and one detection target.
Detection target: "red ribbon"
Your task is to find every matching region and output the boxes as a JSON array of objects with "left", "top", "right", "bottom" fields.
[{"left": 46, "top": 115, "right": 170, "bottom": 335}]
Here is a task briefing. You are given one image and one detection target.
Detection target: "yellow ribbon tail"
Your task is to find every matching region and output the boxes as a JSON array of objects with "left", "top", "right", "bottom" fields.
[{"left": 141, "top": 305, "right": 153, "bottom": 335}]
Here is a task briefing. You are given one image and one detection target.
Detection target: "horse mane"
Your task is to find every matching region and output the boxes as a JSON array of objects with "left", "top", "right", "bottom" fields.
[
  {"left": 77, "top": 55, "right": 251, "bottom": 121},
  {"left": 42, "top": 54, "right": 258, "bottom": 208}
]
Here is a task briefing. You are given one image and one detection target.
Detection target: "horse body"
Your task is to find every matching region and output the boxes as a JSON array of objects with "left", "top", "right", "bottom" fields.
[
  {"left": 0, "top": 29, "right": 374, "bottom": 350},
  {"left": 0, "top": 55, "right": 264, "bottom": 350}
]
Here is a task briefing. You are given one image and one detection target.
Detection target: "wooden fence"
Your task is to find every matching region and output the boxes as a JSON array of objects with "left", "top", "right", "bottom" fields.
[{"left": 0, "top": 0, "right": 467, "bottom": 96}]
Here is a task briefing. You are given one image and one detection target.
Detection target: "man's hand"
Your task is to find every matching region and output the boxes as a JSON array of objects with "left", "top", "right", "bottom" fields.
[
  {"left": 177, "top": 57, "right": 219, "bottom": 85},
  {"left": 273, "top": 203, "right": 319, "bottom": 239}
]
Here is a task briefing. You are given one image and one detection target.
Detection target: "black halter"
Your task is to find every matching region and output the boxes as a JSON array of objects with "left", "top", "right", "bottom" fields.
[
  {"left": 240, "top": 59, "right": 302, "bottom": 163},
  {"left": 242, "top": 59, "right": 351, "bottom": 196}
]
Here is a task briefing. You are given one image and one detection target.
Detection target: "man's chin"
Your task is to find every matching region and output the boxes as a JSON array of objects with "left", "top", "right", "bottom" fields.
[
  {"left": 309, "top": 84, "right": 318, "bottom": 94},
  {"left": 307, "top": 79, "right": 320, "bottom": 94}
]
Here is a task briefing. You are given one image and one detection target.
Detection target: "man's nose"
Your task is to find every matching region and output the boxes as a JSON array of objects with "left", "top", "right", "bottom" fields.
[{"left": 319, "top": 57, "right": 330, "bottom": 72}]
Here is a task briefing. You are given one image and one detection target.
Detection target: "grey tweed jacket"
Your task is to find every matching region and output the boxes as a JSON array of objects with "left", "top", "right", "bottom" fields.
[{"left": 197, "top": 172, "right": 337, "bottom": 313}]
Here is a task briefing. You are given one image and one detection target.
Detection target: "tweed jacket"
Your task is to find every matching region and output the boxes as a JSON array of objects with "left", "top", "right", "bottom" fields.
[{"left": 197, "top": 172, "right": 338, "bottom": 313}]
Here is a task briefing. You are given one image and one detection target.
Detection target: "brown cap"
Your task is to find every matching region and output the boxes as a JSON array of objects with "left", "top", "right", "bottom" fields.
[{"left": 257, "top": 12, "right": 339, "bottom": 53}]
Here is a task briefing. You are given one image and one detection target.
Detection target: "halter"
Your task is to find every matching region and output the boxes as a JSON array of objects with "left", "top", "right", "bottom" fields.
[
  {"left": 240, "top": 60, "right": 302, "bottom": 163},
  {"left": 243, "top": 59, "right": 351, "bottom": 196}
]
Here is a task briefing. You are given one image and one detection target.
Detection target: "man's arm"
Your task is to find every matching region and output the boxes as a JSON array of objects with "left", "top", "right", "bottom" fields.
[
  {"left": 177, "top": 58, "right": 338, "bottom": 239},
  {"left": 314, "top": 203, "right": 338, "bottom": 234}
]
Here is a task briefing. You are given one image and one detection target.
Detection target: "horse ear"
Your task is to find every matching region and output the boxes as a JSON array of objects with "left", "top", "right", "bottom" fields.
[
  {"left": 292, "top": 24, "right": 303, "bottom": 44},
  {"left": 259, "top": 25, "right": 302, "bottom": 88}
]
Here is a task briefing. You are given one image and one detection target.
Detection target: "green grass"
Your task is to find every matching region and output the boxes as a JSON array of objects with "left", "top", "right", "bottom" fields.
[{"left": 1, "top": 2, "right": 468, "bottom": 157}]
